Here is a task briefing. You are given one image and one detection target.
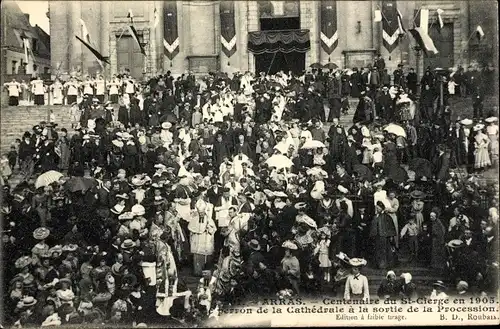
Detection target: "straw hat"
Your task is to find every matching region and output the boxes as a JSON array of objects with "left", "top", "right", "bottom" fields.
[
  {"left": 33, "top": 227, "right": 50, "bottom": 240},
  {"left": 49, "top": 245, "right": 63, "bottom": 256},
  {"left": 337, "top": 185, "right": 349, "bottom": 194},
  {"left": 447, "top": 239, "right": 464, "bottom": 249},
  {"left": 131, "top": 204, "right": 146, "bottom": 216},
  {"left": 410, "top": 190, "right": 426, "bottom": 199},
  {"left": 282, "top": 240, "right": 298, "bottom": 250},
  {"left": 318, "top": 226, "right": 331, "bottom": 238},
  {"left": 460, "top": 118, "right": 474, "bottom": 126},
  {"left": 296, "top": 215, "right": 317, "bottom": 229},
  {"left": 161, "top": 122, "right": 172, "bottom": 129},
  {"left": 247, "top": 239, "right": 261, "bottom": 251},
  {"left": 485, "top": 117, "right": 498, "bottom": 123},
  {"left": 348, "top": 258, "right": 367, "bottom": 267},
  {"left": 273, "top": 191, "right": 288, "bottom": 198},
  {"left": 433, "top": 280, "right": 447, "bottom": 289},
  {"left": 131, "top": 175, "right": 146, "bottom": 187},
  {"left": 473, "top": 124, "right": 485, "bottom": 131},
  {"left": 19, "top": 296, "right": 37, "bottom": 308},
  {"left": 121, "top": 239, "right": 136, "bottom": 249},
  {"left": 110, "top": 204, "right": 125, "bottom": 215},
  {"left": 15, "top": 255, "right": 33, "bottom": 269},
  {"left": 118, "top": 212, "right": 134, "bottom": 221},
  {"left": 294, "top": 202, "right": 307, "bottom": 210}
]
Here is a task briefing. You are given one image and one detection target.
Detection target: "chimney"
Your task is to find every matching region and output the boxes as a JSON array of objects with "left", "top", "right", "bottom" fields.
[{"left": 24, "top": 13, "right": 30, "bottom": 23}]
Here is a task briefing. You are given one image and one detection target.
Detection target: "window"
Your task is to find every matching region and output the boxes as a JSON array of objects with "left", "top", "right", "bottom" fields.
[
  {"left": 33, "top": 64, "right": 38, "bottom": 72},
  {"left": 32, "top": 38, "right": 38, "bottom": 52},
  {"left": 12, "top": 61, "right": 17, "bottom": 74},
  {"left": 44, "top": 67, "right": 50, "bottom": 74}
]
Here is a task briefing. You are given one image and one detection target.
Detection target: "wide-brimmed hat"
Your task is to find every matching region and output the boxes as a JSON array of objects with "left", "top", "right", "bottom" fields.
[
  {"left": 49, "top": 245, "right": 63, "bottom": 256},
  {"left": 15, "top": 255, "right": 33, "bottom": 269},
  {"left": 460, "top": 118, "right": 474, "bottom": 126},
  {"left": 410, "top": 190, "right": 426, "bottom": 199},
  {"left": 19, "top": 296, "right": 37, "bottom": 307},
  {"left": 110, "top": 204, "right": 125, "bottom": 215},
  {"left": 161, "top": 122, "right": 172, "bottom": 129},
  {"left": 62, "top": 244, "right": 78, "bottom": 252},
  {"left": 131, "top": 204, "right": 146, "bottom": 216},
  {"left": 131, "top": 175, "right": 146, "bottom": 187},
  {"left": 247, "top": 239, "right": 261, "bottom": 251},
  {"left": 58, "top": 278, "right": 72, "bottom": 286},
  {"left": 485, "top": 116, "right": 498, "bottom": 123},
  {"left": 433, "top": 280, "right": 447, "bottom": 289},
  {"left": 33, "top": 227, "right": 50, "bottom": 240},
  {"left": 447, "top": 239, "right": 464, "bottom": 249},
  {"left": 282, "top": 240, "right": 298, "bottom": 250},
  {"left": 348, "top": 258, "right": 367, "bottom": 267},
  {"left": 274, "top": 191, "right": 288, "bottom": 198},
  {"left": 294, "top": 202, "right": 307, "bottom": 210},
  {"left": 116, "top": 193, "right": 129, "bottom": 200},
  {"left": 118, "top": 212, "right": 134, "bottom": 221},
  {"left": 318, "top": 226, "right": 331, "bottom": 238},
  {"left": 121, "top": 239, "right": 136, "bottom": 249},
  {"left": 296, "top": 215, "right": 317, "bottom": 229},
  {"left": 473, "top": 124, "right": 485, "bottom": 131},
  {"left": 337, "top": 185, "right": 349, "bottom": 194}
]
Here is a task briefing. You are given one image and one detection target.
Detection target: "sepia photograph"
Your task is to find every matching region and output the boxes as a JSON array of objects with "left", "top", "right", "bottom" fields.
[{"left": 0, "top": 0, "right": 498, "bottom": 327}]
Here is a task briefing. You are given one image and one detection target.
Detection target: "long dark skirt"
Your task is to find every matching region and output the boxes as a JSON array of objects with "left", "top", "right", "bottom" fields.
[
  {"left": 9, "top": 96, "right": 19, "bottom": 106},
  {"left": 374, "top": 236, "right": 394, "bottom": 269},
  {"left": 34, "top": 94, "right": 45, "bottom": 105}
]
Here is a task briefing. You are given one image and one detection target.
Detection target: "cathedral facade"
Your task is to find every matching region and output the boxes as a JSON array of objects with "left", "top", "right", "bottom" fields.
[{"left": 49, "top": 1, "right": 497, "bottom": 79}]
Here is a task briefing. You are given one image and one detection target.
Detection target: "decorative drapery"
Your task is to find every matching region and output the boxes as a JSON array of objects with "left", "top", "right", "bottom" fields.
[
  {"left": 163, "top": 1, "right": 179, "bottom": 62},
  {"left": 382, "top": 0, "right": 400, "bottom": 53},
  {"left": 320, "top": 0, "right": 338, "bottom": 57},
  {"left": 247, "top": 30, "right": 310, "bottom": 54},
  {"left": 220, "top": 1, "right": 237, "bottom": 64}
]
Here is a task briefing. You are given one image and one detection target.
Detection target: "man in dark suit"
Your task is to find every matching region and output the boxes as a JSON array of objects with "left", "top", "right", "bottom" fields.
[
  {"left": 447, "top": 120, "right": 467, "bottom": 167},
  {"left": 377, "top": 86, "right": 393, "bottom": 122},
  {"left": 343, "top": 135, "right": 360, "bottom": 176},
  {"left": 406, "top": 68, "right": 418, "bottom": 95},
  {"left": 234, "top": 134, "right": 252, "bottom": 158},
  {"left": 393, "top": 64, "right": 406, "bottom": 88},
  {"left": 434, "top": 145, "right": 450, "bottom": 182}
]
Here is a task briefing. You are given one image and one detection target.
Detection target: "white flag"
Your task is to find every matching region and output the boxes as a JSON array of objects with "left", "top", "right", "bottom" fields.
[
  {"left": 23, "top": 38, "right": 30, "bottom": 63},
  {"left": 374, "top": 10, "right": 382, "bottom": 22},
  {"left": 420, "top": 8, "right": 429, "bottom": 35},
  {"left": 436, "top": 9, "right": 444, "bottom": 29},
  {"left": 79, "top": 18, "right": 91, "bottom": 44},
  {"left": 127, "top": 9, "right": 134, "bottom": 19}
]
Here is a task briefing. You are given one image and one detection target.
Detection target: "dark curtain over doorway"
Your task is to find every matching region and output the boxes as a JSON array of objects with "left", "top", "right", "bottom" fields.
[
  {"left": 247, "top": 29, "right": 310, "bottom": 54},
  {"left": 255, "top": 52, "right": 305, "bottom": 75}
]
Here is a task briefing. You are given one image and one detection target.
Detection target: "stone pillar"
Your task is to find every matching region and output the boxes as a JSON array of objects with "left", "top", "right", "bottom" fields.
[
  {"left": 247, "top": 1, "right": 259, "bottom": 73},
  {"left": 49, "top": 1, "right": 70, "bottom": 73},
  {"left": 100, "top": 1, "right": 110, "bottom": 77},
  {"left": 68, "top": 1, "right": 83, "bottom": 74},
  {"left": 237, "top": 1, "right": 249, "bottom": 72},
  {"left": 300, "top": 1, "right": 318, "bottom": 68}
]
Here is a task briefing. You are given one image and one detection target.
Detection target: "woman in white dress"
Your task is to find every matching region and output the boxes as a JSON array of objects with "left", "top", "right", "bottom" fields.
[
  {"left": 485, "top": 117, "right": 499, "bottom": 164},
  {"left": 473, "top": 124, "right": 491, "bottom": 170}
]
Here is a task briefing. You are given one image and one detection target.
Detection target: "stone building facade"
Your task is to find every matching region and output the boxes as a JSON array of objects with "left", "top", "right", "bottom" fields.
[{"left": 49, "top": 0, "right": 497, "bottom": 79}]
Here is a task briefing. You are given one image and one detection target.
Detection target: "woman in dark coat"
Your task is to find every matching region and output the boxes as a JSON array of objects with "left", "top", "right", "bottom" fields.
[
  {"left": 129, "top": 98, "right": 144, "bottom": 127},
  {"left": 212, "top": 133, "right": 230, "bottom": 171},
  {"left": 350, "top": 68, "right": 362, "bottom": 98},
  {"left": 122, "top": 137, "right": 139, "bottom": 175},
  {"left": 429, "top": 207, "right": 446, "bottom": 271},
  {"left": 369, "top": 201, "right": 397, "bottom": 269}
]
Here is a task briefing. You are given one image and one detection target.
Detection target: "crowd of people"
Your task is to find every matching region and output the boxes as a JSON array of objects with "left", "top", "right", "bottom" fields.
[{"left": 1, "top": 58, "right": 498, "bottom": 327}]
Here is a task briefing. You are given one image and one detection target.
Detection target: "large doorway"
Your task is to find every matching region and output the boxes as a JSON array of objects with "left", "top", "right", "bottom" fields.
[
  {"left": 254, "top": 16, "right": 305, "bottom": 75},
  {"left": 424, "top": 23, "right": 454, "bottom": 69},
  {"left": 255, "top": 52, "right": 305, "bottom": 75},
  {"left": 117, "top": 35, "right": 144, "bottom": 79}
]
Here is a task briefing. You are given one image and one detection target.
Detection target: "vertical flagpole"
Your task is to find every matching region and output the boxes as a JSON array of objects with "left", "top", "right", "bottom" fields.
[{"left": 81, "top": 23, "right": 84, "bottom": 77}]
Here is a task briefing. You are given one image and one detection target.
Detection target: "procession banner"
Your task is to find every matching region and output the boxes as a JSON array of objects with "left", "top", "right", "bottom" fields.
[
  {"left": 163, "top": 0, "right": 179, "bottom": 61},
  {"left": 320, "top": 0, "right": 338, "bottom": 57},
  {"left": 381, "top": 0, "right": 400, "bottom": 53},
  {"left": 220, "top": 1, "right": 237, "bottom": 63}
]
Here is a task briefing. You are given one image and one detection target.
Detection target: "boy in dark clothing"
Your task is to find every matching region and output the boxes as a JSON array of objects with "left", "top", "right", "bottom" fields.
[{"left": 8, "top": 145, "right": 18, "bottom": 170}]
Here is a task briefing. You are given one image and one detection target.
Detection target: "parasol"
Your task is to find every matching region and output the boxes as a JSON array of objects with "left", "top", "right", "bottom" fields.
[
  {"left": 64, "top": 177, "right": 98, "bottom": 193},
  {"left": 344, "top": 69, "right": 354, "bottom": 76},
  {"left": 408, "top": 158, "right": 434, "bottom": 178},
  {"left": 353, "top": 164, "right": 373, "bottom": 181},
  {"left": 306, "top": 167, "right": 328, "bottom": 177},
  {"left": 301, "top": 139, "right": 326, "bottom": 150},
  {"left": 265, "top": 154, "right": 294, "bottom": 169},
  {"left": 323, "top": 62, "right": 339, "bottom": 70},
  {"left": 309, "top": 63, "right": 322, "bottom": 69},
  {"left": 383, "top": 123, "right": 407, "bottom": 137},
  {"left": 35, "top": 170, "right": 64, "bottom": 189}
]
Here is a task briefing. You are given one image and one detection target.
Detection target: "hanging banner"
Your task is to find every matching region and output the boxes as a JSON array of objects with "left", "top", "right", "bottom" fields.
[
  {"left": 382, "top": 0, "right": 400, "bottom": 53},
  {"left": 220, "top": 1, "right": 237, "bottom": 60},
  {"left": 320, "top": 0, "right": 338, "bottom": 56},
  {"left": 163, "top": 1, "right": 179, "bottom": 61}
]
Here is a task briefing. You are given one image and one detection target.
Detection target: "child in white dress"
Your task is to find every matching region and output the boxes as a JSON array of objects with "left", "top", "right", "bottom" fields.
[{"left": 314, "top": 227, "right": 332, "bottom": 282}]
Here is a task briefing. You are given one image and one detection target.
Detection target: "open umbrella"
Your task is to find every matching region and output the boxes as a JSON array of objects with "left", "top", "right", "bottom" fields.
[
  {"left": 385, "top": 166, "right": 409, "bottom": 184},
  {"left": 64, "top": 177, "right": 98, "bottom": 193},
  {"left": 383, "top": 123, "right": 406, "bottom": 138},
  {"left": 35, "top": 170, "right": 64, "bottom": 189},
  {"left": 265, "top": 154, "right": 293, "bottom": 169},
  {"left": 323, "top": 62, "right": 338, "bottom": 70},
  {"left": 353, "top": 164, "right": 373, "bottom": 181},
  {"left": 408, "top": 158, "right": 434, "bottom": 178},
  {"left": 301, "top": 140, "right": 326, "bottom": 150},
  {"left": 309, "top": 63, "right": 322, "bottom": 69}
]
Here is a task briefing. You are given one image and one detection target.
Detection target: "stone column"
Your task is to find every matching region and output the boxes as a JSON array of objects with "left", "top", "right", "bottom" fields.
[
  {"left": 49, "top": 1, "right": 70, "bottom": 73},
  {"left": 247, "top": 1, "right": 259, "bottom": 73},
  {"left": 300, "top": 1, "right": 318, "bottom": 68},
  {"left": 100, "top": 1, "right": 110, "bottom": 77},
  {"left": 68, "top": 1, "right": 82, "bottom": 74},
  {"left": 237, "top": 1, "right": 249, "bottom": 72}
]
